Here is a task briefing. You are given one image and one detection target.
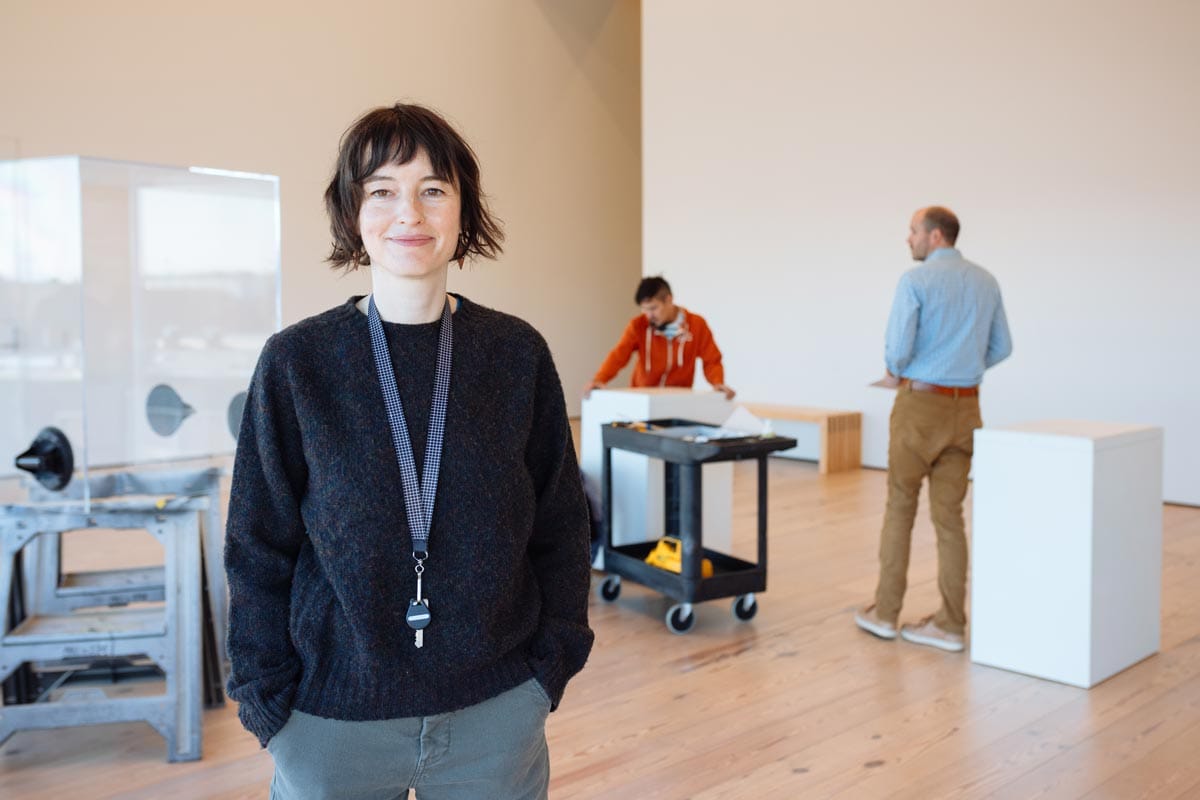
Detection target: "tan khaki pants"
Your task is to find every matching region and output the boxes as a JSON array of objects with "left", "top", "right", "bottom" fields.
[{"left": 873, "top": 388, "right": 981, "bottom": 635}]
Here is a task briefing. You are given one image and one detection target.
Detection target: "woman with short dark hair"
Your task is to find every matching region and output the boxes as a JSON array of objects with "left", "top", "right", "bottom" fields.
[{"left": 225, "top": 103, "right": 594, "bottom": 800}]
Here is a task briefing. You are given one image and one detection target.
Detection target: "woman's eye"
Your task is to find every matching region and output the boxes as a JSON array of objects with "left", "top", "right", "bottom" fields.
[
  {"left": 369, "top": 188, "right": 390, "bottom": 198},
  {"left": 423, "top": 187, "right": 446, "bottom": 197}
]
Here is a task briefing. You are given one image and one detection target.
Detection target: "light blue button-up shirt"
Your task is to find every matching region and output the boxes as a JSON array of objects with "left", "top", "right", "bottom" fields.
[{"left": 884, "top": 248, "right": 1012, "bottom": 387}]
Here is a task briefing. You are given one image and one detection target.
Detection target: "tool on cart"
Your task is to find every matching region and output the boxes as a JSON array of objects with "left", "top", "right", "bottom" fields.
[{"left": 644, "top": 536, "right": 713, "bottom": 578}]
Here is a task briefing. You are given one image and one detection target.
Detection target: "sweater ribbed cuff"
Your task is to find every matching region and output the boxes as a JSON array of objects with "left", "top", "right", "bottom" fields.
[
  {"left": 527, "top": 616, "right": 593, "bottom": 711},
  {"left": 236, "top": 681, "right": 297, "bottom": 748},
  {"left": 531, "top": 653, "right": 570, "bottom": 711}
]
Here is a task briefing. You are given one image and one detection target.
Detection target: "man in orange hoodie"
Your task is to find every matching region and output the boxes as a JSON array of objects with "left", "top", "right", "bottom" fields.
[{"left": 584, "top": 277, "right": 735, "bottom": 399}]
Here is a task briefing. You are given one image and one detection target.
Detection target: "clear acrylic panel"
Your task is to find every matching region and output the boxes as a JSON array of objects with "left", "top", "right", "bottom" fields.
[{"left": 1, "top": 156, "right": 280, "bottom": 492}]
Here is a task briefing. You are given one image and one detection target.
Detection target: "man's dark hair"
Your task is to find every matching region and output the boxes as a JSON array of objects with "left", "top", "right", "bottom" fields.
[
  {"left": 324, "top": 103, "right": 504, "bottom": 270},
  {"left": 920, "top": 206, "right": 960, "bottom": 245},
  {"left": 635, "top": 276, "right": 672, "bottom": 304}
]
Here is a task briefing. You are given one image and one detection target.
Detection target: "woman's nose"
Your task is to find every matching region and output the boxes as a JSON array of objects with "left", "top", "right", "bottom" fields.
[{"left": 394, "top": 192, "right": 422, "bottom": 223}]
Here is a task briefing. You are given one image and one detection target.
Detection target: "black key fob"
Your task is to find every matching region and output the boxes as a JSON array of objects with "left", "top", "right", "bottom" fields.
[{"left": 406, "top": 599, "right": 431, "bottom": 630}]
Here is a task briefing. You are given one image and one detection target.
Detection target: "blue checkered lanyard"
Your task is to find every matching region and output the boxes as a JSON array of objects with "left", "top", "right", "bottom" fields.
[{"left": 367, "top": 294, "right": 452, "bottom": 649}]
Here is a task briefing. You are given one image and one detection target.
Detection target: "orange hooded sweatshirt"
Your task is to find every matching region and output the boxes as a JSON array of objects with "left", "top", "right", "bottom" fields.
[{"left": 592, "top": 308, "right": 725, "bottom": 389}]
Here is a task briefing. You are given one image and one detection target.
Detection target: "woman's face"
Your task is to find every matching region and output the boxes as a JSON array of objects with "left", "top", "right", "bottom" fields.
[{"left": 358, "top": 149, "right": 462, "bottom": 282}]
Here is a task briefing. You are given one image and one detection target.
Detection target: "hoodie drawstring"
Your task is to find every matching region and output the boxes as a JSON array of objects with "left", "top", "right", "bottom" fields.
[
  {"left": 644, "top": 326, "right": 651, "bottom": 376},
  {"left": 644, "top": 309, "right": 690, "bottom": 384}
]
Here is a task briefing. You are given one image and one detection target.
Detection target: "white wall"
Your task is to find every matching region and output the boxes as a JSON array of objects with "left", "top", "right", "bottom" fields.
[
  {"left": 0, "top": 1, "right": 641, "bottom": 418},
  {"left": 644, "top": 0, "right": 1200, "bottom": 504}
]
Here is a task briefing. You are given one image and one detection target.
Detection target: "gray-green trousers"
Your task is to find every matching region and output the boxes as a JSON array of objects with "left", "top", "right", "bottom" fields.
[{"left": 267, "top": 678, "right": 552, "bottom": 800}]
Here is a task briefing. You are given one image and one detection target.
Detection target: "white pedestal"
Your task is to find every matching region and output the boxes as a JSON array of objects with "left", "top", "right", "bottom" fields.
[
  {"left": 580, "top": 388, "right": 735, "bottom": 558},
  {"left": 970, "top": 420, "right": 1163, "bottom": 688}
]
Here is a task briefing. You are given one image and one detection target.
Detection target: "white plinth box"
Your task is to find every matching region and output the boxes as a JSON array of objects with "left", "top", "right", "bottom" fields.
[
  {"left": 970, "top": 420, "right": 1163, "bottom": 688},
  {"left": 580, "top": 388, "right": 734, "bottom": 556}
]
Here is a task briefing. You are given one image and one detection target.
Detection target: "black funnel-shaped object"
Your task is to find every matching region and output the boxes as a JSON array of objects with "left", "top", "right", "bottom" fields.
[
  {"left": 147, "top": 383, "right": 195, "bottom": 437},
  {"left": 15, "top": 426, "right": 75, "bottom": 491},
  {"left": 227, "top": 391, "right": 248, "bottom": 441}
]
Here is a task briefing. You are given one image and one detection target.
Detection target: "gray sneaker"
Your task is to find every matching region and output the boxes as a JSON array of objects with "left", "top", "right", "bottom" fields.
[
  {"left": 899, "top": 616, "right": 964, "bottom": 652},
  {"left": 854, "top": 604, "right": 897, "bottom": 640}
]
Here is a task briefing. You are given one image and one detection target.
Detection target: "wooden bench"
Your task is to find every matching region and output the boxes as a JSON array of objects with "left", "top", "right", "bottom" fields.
[{"left": 739, "top": 404, "right": 862, "bottom": 474}]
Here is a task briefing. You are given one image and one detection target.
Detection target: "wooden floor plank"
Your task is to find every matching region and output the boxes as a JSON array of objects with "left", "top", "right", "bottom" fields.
[
  {"left": 1078, "top": 717, "right": 1200, "bottom": 800},
  {"left": 982, "top": 668, "right": 1200, "bottom": 800},
  {"left": 2, "top": 458, "right": 1197, "bottom": 799}
]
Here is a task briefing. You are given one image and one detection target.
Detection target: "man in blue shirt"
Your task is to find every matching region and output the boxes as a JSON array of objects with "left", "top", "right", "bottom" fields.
[{"left": 855, "top": 206, "right": 1012, "bottom": 652}]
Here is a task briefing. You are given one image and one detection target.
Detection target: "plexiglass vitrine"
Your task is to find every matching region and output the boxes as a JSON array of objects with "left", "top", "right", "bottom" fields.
[{"left": 1, "top": 156, "right": 281, "bottom": 494}]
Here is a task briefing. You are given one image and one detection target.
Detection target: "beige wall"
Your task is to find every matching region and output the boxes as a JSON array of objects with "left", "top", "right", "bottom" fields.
[
  {"left": 644, "top": 0, "right": 1200, "bottom": 504},
  {"left": 0, "top": 1, "right": 641, "bottom": 414}
]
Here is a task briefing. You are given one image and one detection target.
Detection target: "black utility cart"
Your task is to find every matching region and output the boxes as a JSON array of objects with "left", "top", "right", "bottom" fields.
[{"left": 597, "top": 419, "right": 796, "bottom": 634}]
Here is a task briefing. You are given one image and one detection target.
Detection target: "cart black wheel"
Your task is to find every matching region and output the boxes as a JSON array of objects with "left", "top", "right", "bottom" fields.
[
  {"left": 599, "top": 575, "right": 621, "bottom": 603},
  {"left": 666, "top": 604, "right": 696, "bottom": 635},
  {"left": 732, "top": 594, "right": 758, "bottom": 621}
]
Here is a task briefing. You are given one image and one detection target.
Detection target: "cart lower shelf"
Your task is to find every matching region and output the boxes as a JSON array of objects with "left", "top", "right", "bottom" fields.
[{"left": 599, "top": 541, "right": 764, "bottom": 634}]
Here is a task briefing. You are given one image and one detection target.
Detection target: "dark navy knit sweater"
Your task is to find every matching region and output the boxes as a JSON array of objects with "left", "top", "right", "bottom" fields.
[{"left": 224, "top": 295, "right": 594, "bottom": 747}]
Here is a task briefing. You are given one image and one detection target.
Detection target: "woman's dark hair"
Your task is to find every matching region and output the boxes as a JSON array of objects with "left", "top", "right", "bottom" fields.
[{"left": 324, "top": 103, "right": 504, "bottom": 270}]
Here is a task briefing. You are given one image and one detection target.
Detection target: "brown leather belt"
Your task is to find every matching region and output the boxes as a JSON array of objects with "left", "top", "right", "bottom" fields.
[{"left": 900, "top": 379, "right": 979, "bottom": 398}]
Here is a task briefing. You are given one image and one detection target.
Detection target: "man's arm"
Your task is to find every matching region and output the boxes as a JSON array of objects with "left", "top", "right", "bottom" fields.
[
  {"left": 985, "top": 292, "right": 1013, "bottom": 368},
  {"left": 884, "top": 274, "right": 920, "bottom": 376},
  {"left": 695, "top": 319, "right": 732, "bottom": 397},
  {"left": 584, "top": 319, "right": 640, "bottom": 397}
]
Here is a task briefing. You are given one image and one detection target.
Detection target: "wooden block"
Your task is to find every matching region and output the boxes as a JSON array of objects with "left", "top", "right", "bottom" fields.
[{"left": 740, "top": 403, "right": 862, "bottom": 474}]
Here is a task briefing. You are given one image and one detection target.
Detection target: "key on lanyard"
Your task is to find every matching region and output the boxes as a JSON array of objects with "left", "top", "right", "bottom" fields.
[
  {"left": 406, "top": 557, "right": 431, "bottom": 648},
  {"left": 367, "top": 296, "right": 450, "bottom": 651}
]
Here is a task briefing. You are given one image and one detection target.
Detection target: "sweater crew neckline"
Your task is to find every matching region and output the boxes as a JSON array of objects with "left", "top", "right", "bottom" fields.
[{"left": 344, "top": 294, "right": 468, "bottom": 329}]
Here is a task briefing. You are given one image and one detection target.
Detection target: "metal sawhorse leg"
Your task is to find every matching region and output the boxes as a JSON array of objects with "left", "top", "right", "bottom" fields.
[
  {"left": 21, "top": 467, "right": 228, "bottom": 704},
  {"left": 0, "top": 497, "right": 206, "bottom": 761}
]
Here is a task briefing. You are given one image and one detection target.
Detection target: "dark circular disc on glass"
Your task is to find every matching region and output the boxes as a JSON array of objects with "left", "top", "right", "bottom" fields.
[
  {"left": 227, "top": 391, "right": 248, "bottom": 441},
  {"left": 146, "top": 383, "right": 195, "bottom": 437},
  {"left": 14, "top": 426, "right": 75, "bottom": 490}
]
